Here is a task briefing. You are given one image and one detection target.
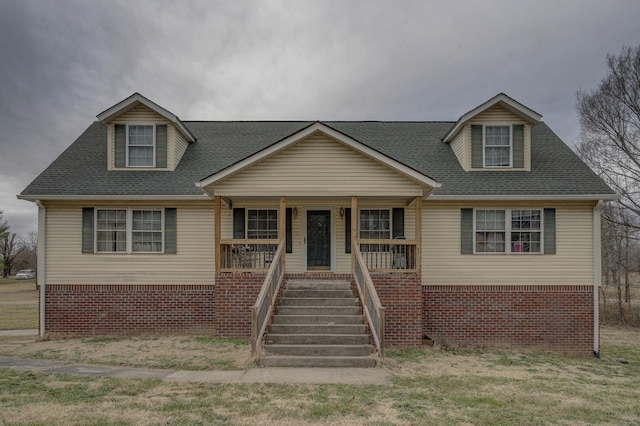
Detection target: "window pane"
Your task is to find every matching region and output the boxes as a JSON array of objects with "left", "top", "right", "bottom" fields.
[
  {"left": 485, "top": 126, "right": 510, "bottom": 167},
  {"left": 510, "top": 209, "right": 541, "bottom": 253},
  {"left": 247, "top": 209, "right": 278, "bottom": 239},
  {"left": 359, "top": 209, "right": 391, "bottom": 241},
  {"left": 132, "top": 209, "right": 163, "bottom": 252},
  {"left": 96, "top": 209, "right": 127, "bottom": 252},
  {"left": 128, "top": 125, "right": 154, "bottom": 166}
]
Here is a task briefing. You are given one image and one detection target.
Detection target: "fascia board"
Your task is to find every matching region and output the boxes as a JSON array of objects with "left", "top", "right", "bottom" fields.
[
  {"left": 17, "top": 194, "right": 211, "bottom": 202},
  {"left": 428, "top": 194, "right": 620, "bottom": 201}
]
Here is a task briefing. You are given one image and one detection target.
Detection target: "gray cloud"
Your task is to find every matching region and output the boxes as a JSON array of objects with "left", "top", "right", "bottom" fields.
[{"left": 1, "top": 0, "right": 639, "bottom": 236}]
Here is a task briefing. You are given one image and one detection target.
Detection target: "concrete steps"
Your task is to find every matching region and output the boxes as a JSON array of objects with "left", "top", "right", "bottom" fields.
[{"left": 260, "top": 279, "right": 376, "bottom": 368}]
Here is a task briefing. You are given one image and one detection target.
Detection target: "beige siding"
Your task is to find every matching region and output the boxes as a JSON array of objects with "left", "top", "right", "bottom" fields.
[
  {"left": 45, "top": 202, "right": 215, "bottom": 284},
  {"left": 174, "top": 129, "right": 190, "bottom": 168},
  {"left": 422, "top": 201, "right": 594, "bottom": 285},
  {"left": 450, "top": 131, "right": 466, "bottom": 170},
  {"left": 464, "top": 105, "right": 531, "bottom": 171},
  {"left": 211, "top": 133, "right": 425, "bottom": 197}
]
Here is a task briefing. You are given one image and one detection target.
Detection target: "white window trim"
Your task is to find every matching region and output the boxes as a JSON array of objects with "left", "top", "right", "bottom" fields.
[
  {"left": 482, "top": 124, "right": 512, "bottom": 168},
  {"left": 94, "top": 207, "right": 164, "bottom": 253},
  {"left": 358, "top": 208, "right": 392, "bottom": 239},
  {"left": 246, "top": 208, "right": 279, "bottom": 240},
  {"left": 126, "top": 124, "right": 156, "bottom": 168},
  {"left": 473, "top": 208, "right": 543, "bottom": 254}
]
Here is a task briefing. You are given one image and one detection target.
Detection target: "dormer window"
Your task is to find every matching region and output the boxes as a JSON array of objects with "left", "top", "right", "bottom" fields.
[
  {"left": 128, "top": 125, "right": 155, "bottom": 167},
  {"left": 484, "top": 125, "right": 511, "bottom": 167}
]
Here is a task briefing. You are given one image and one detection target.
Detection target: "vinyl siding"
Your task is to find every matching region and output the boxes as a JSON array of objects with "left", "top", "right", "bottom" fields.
[
  {"left": 450, "top": 131, "right": 466, "bottom": 170},
  {"left": 44, "top": 202, "right": 215, "bottom": 284},
  {"left": 465, "top": 105, "right": 531, "bottom": 171},
  {"left": 174, "top": 129, "right": 190, "bottom": 168},
  {"left": 422, "top": 201, "right": 594, "bottom": 285},
  {"left": 212, "top": 133, "right": 425, "bottom": 197}
]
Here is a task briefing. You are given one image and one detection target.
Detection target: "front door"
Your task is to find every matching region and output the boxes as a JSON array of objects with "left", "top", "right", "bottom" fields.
[{"left": 306, "top": 210, "right": 331, "bottom": 270}]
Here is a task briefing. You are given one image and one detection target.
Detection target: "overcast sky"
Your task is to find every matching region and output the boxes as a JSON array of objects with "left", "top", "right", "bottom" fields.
[{"left": 1, "top": 0, "right": 639, "bottom": 237}]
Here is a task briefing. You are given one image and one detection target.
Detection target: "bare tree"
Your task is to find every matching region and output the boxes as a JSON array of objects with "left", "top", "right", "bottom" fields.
[
  {"left": 577, "top": 45, "right": 640, "bottom": 324},
  {"left": 1, "top": 232, "right": 25, "bottom": 278}
]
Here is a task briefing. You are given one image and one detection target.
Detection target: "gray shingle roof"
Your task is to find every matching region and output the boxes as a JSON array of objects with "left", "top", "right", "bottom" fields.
[{"left": 20, "top": 120, "right": 615, "bottom": 198}]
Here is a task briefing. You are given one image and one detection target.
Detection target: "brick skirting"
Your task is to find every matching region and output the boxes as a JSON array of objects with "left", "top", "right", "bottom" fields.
[
  {"left": 371, "top": 273, "right": 423, "bottom": 347},
  {"left": 45, "top": 284, "right": 216, "bottom": 335},
  {"left": 423, "top": 285, "right": 595, "bottom": 354}
]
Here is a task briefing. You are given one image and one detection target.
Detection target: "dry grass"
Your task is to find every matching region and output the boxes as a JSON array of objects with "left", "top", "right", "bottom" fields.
[
  {"left": 0, "top": 325, "right": 639, "bottom": 425},
  {"left": 0, "top": 278, "right": 38, "bottom": 329}
]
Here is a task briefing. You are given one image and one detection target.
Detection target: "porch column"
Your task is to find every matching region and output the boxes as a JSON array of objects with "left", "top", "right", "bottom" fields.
[
  {"left": 351, "top": 195, "right": 358, "bottom": 273},
  {"left": 214, "top": 195, "right": 221, "bottom": 272},
  {"left": 415, "top": 196, "right": 422, "bottom": 274}
]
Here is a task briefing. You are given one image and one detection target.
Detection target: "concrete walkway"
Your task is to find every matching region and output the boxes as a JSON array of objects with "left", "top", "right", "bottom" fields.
[
  {"left": 0, "top": 356, "right": 392, "bottom": 385},
  {"left": 0, "top": 329, "right": 38, "bottom": 336}
]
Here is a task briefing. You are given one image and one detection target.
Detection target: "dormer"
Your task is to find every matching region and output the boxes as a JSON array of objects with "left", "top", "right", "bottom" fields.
[
  {"left": 443, "top": 93, "right": 542, "bottom": 171},
  {"left": 97, "top": 93, "right": 196, "bottom": 171}
]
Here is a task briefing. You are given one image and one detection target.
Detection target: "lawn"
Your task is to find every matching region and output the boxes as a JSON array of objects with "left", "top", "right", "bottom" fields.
[
  {"left": 0, "top": 326, "right": 638, "bottom": 425},
  {"left": 0, "top": 277, "right": 38, "bottom": 330}
]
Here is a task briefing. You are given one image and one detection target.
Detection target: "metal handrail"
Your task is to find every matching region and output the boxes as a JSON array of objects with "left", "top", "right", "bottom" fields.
[
  {"left": 353, "top": 240, "right": 385, "bottom": 357},
  {"left": 250, "top": 240, "right": 285, "bottom": 359}
]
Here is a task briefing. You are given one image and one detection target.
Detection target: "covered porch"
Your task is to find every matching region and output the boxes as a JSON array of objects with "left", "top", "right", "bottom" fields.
[{"left": 212, "top": 195, "right": 423, "bottom": 275}]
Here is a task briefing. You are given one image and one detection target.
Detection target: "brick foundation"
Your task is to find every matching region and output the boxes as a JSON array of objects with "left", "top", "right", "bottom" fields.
[
  {"left": 213, "top": 273, "right": 264, "bottom": 338},
  {"left": 423, "top": 285, "right": 595, "bottom": 354},
  {"left": 45, "top": 284, "right": 216, "bottom": 335},
  {"left": 371, "top": 273, "right": 423, "bottom": 347}
]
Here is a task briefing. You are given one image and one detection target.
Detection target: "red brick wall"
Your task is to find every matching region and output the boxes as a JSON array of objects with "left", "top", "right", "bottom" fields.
[
  {"left": 371, "top": 273, "right": 423, "bottom": 347},
  {"left": 213, "top": 273, "right": 264, "bottom": 338},
  {"left": 45, "top": 284, "right": 216, "bottom": 335},
  {"left": 423, "top": 285, "right": 595, "bottom": 354}
]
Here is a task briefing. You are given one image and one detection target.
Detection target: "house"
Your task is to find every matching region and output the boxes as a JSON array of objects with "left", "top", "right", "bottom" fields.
[{"left": 19, "top": 92, "right": 616, "bottom": 361}]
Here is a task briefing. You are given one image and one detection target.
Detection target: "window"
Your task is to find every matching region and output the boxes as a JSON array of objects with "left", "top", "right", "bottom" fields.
[
  {"left": 510, "top": 209, "right": 541, "bottom": 253},
  {"left": 96, "top": 209, "right": 127, "bottom": 252},
  {"left": 95, "top": 208, "right": 164, "bottom": 253},
  {"left": 484, "top": 125, "right": 511, "bottom": 167},
  {"left": 359, "top": 209, "right": 390, "bottom": 240},
  {"left": 359, "top": 209, "right": 390, "bottom": 252},
  {"left": 128, "top": 125, "right": 155, "bottom": 167},
  {"left": 474, "top": 209, "right": 541, "bottom": 254},
  {"left": 247, "top": 209, "right": 278, "bottom": 239},
  {"left": 475, "top": 210, "right": 505, "bottom": 253},
  {"left": 132, "top": 210, "right": 163, "bottom": 252}
]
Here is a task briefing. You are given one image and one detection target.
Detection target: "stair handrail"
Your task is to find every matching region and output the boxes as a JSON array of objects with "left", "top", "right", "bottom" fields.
[
  {"left": 251, "top": 240, "right": 285, "bottom": 359},
  {"left": 353, "top": 240, "right": 385, "bottom": 357}
]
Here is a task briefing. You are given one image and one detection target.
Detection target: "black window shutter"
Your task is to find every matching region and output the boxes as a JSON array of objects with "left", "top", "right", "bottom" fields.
[
  {"left": 286, "top": 208, "right": 292, "bottom": 253},
  {"left": 513, "top": 124, "right": 525, "bottom": 168},
  {"left": 164, "top": 208, "right": 177, "bottom": 254},
  {"left": 233, "top": 208, "right": 246, "bottom": 239},
  {"left": 461, "top": 208, "right": 474, "bottom": 254},
  {"left": 471, "top": 125, "right": 483, "bottom": 168},
  {"left": 156, "top": 124, "right": 168, "bottom": 168},
  {"left": 345, "top": 208, "right": 351, "bottom": 253},
  {"left": 544, "top": 208, "right": 556, "bottom": 254},
  {"left": 82, "top": 208, "right": 94, "bottom": 253},
  {"left": 392, "top": 208, "right": 405, "bottom": 238},
  {"left": 114, "top": 124, "right": 126, "bottom": 167}
]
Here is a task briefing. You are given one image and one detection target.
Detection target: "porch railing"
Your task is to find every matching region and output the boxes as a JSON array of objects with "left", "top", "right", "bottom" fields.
[
  {"left": 357, "top": 238, "right": 417, "bottom": 272},
  {"left": 220, "top": 239, "right": 279, "bottom": 272},
  {"left": 353, "top": 242, "right": 385, "bottom": 357},
  {"left": 250, "top": 240, "right": 285, "bottom": 359}
]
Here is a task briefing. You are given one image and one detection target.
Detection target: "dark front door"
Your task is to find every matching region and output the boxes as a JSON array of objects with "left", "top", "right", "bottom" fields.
[{"left": 307, "top": 210, "right": 331, "bottom": 270}]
